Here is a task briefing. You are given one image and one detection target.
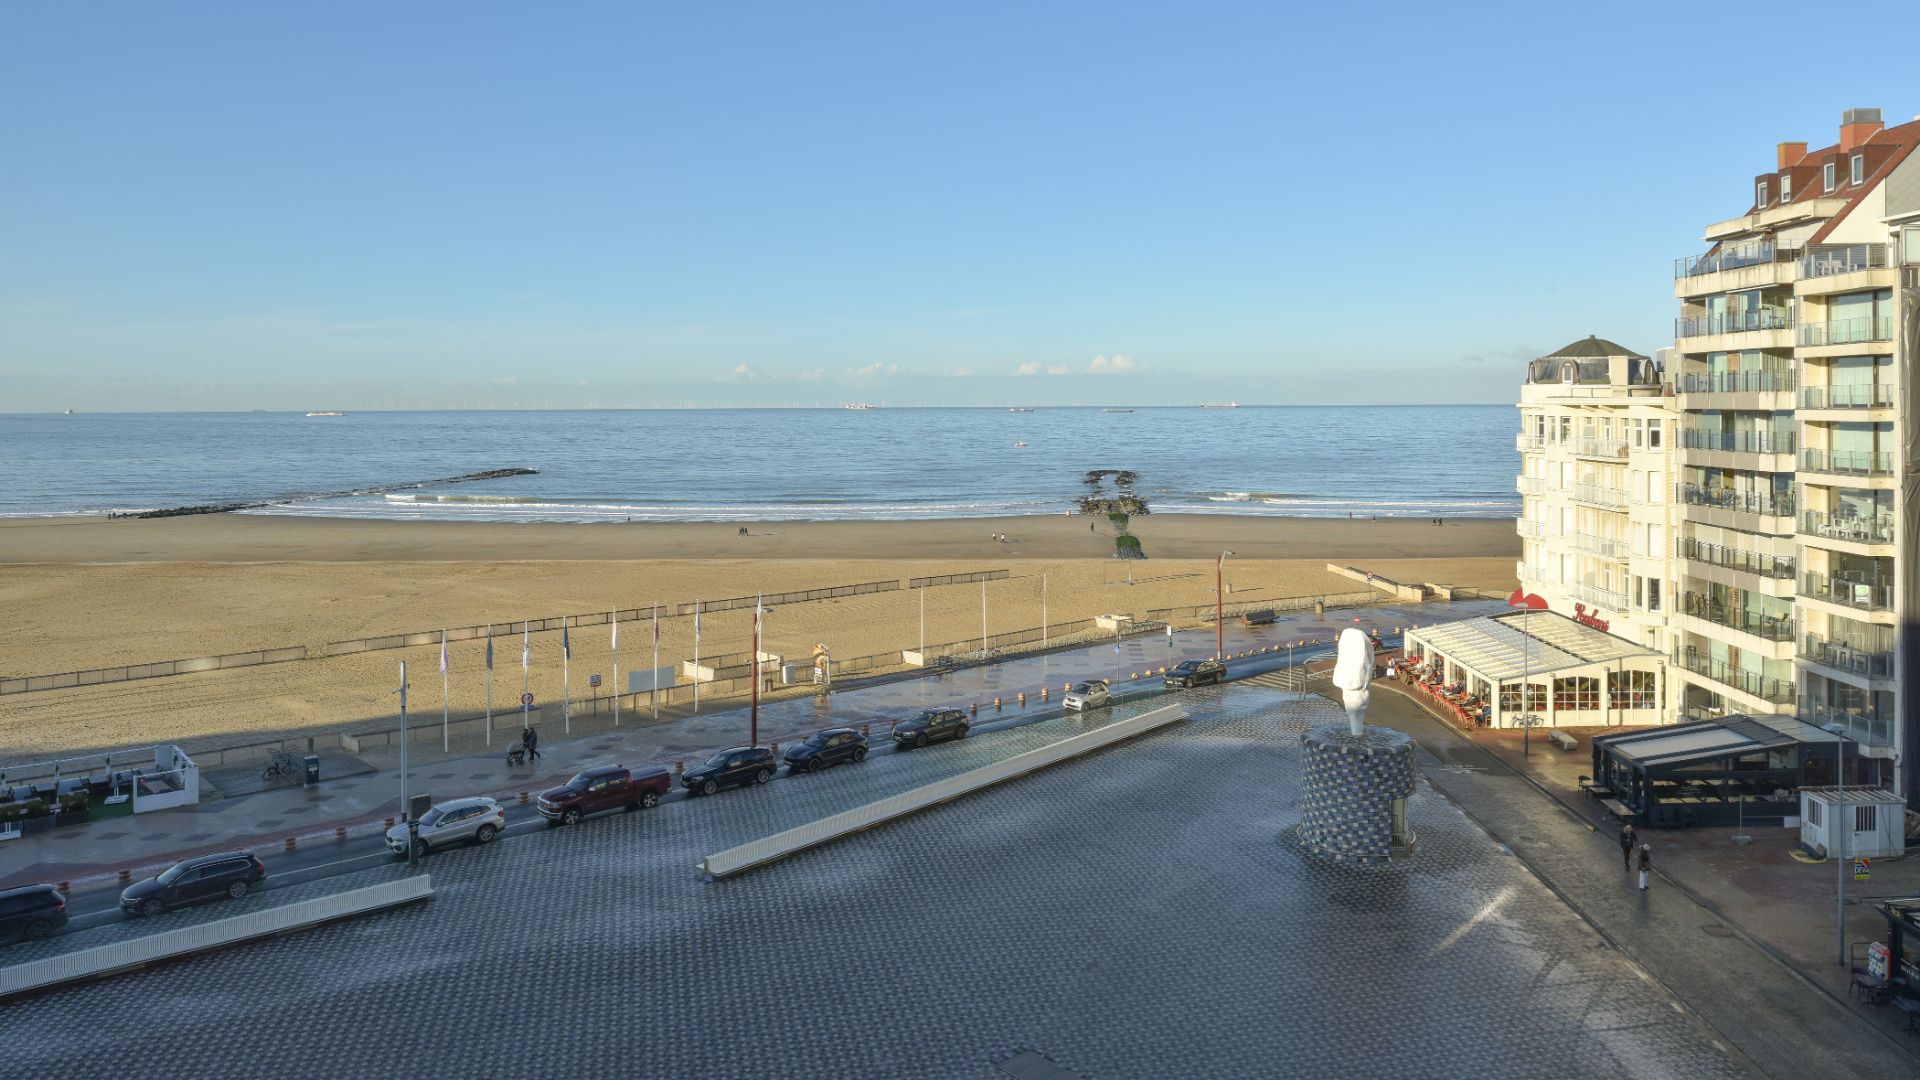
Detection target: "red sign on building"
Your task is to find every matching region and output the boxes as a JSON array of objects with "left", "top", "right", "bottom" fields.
[{"left": 1571, "top": 603, "right": 1610, "bottom": 633}]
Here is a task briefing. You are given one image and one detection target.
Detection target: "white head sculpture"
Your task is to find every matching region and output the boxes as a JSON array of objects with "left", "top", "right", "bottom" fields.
[{"left": 1331, "top": 626, "right": 1373, "bottom": 737}]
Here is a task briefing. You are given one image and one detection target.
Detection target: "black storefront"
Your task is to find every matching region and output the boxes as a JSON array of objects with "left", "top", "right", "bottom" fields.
[{"left": 1589, "top": 715, "right": 1848, "bottom": 828}]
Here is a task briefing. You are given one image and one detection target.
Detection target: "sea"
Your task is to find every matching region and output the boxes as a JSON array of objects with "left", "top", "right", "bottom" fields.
[{"left": 0, "top": 406, "right": 1519, "bottom": 522}]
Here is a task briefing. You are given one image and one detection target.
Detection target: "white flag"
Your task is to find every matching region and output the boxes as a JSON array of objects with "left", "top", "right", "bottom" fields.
[
  {"left": 693, "top": 604, "right": 701, "bottom": 644},
  {"left": 610, "top": 610, "right": 618, "bottom": 649},
  {"left": 522, "top": 625, "right": 530, "bottom": 671},
  {"left": 439, "top": 630, "right": 448, "bottom": 675}
]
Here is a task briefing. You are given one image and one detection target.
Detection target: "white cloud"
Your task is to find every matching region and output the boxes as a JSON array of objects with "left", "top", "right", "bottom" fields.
[
  {"left": 792, "top": 369, "right": 826, "bottom": 381},
  {"left": 845, "top": 362, "right": 900, "bottom": 378},
  {"left": 1013, "top": 362, "right": 1041, "bottom": 376},
  {"left": 1087, "top": 354, "right": 1138, "bottom": 374},
  {"left": 1046, "top": 364, "right": 1069, "bottom": 375},
  {"left": 723, "top": 363, "right": 759, "bottom": 381}
]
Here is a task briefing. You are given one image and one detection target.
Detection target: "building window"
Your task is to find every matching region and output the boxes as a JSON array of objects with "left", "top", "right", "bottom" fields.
[
  {"left": 1609, "top": 670, "right": 1658, "bottom": 709},
  {"left": 1781, "top": 174, "right": 1792, "bottom": 203},
  {"left": 1905, "top": 226, "right": 1920, "bottom": 266},
  {"left": 1851, "top": 154, "right": 1864, "bottom": 185},
  {"left": 1757, "top": 181, "right": 1769, "bottom": 207},
  {"left": 1646, "top": 578, "right": 1661, "bottom": 612},
  {"left": 1648, "top": 420, "right": 1662, "bottom": 449},
  {"left": 1554, "top": 676, "right": 1601, "bottom": 711},
  {"left": 1808, "top": 800, "right": 1823, "bottom": 828},
  {"left": 1856, "top": 805, "right": 1877, "bottom": 833},
  {"left": 1823, "top": 162, "right": 1836, "bottom": 193}
]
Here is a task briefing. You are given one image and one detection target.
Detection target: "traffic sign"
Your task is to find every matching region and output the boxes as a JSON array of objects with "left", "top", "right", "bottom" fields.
[
  {"left": 521, "top": 692, "right": 535, "bottom": 706},
  {"left": 1854, "top": 857, "right": 1871, "bottom": 881},
  {"left": 588, "top": 674, "right": 602, "bottom": 689}
]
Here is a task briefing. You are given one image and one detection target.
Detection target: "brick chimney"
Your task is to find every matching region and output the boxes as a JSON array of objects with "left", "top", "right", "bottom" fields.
[
  {"left": 1777, "top": 142, "right": 1808, "bottom": 170},
  {"left": 1840, "top": 107, "right": 1883, "bottom": 151}
]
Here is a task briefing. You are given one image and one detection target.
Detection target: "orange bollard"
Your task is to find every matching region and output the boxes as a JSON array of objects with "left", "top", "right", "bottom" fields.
[
  {"left": 284, "top": 836, "right": 296, "bottom": 852},
  {"left": 57, "top": 881, "right": 69, "bottom": 894},
  {"left": 335, "top": 825, "right": 348, "bottom": 841},
  {"left": 1018, "top": 691, "right": 1027, "bottom": 705},
  {"left": 674, "top": 761, "right": 685, "bottom": 776},
  {"left": 771, "top": 741, "right": 780, "bottom": 755},
  {"left": 1063, "top": 681, "right": 1072, "bottom": 692},
  {"left": 384, "top": 817, "right": 395, "bottom": 829},
  {"left": 519, "top": 791, "right": 530, "bottom": 804},
  {"left": 117, "top": 869, "right": 132, "bottom": 886},
  {"left": 1041, "top": 687, "right": 1049, "bottom": 700}
]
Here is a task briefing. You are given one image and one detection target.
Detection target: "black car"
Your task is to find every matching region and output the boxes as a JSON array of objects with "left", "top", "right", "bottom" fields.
[
  {"left": 120, "top": 850, "right": 267, "bottom": 917},
  {"left": 891, "top": 708, "right": 969, "bottom": 750},
  {"left": 0, "top": 884, "right": 67, "bottom": 942},
  {"left": 682, "top": 746, "right": 776, "bottom": 795},
  {"left": 784, "top": 728, "right": 869, "bottom": 774},
  {"left": 1165, "top": 658, "right": 1226, "bottom": 688}
]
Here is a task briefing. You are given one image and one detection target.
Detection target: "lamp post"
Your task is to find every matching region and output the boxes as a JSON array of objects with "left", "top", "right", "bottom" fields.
[
  {"left": 1216, "top": 550, "right": 1234, "bottom": 659},
  {"left": 1822, "top": 722, "right": 1848, "bottom": 966}
]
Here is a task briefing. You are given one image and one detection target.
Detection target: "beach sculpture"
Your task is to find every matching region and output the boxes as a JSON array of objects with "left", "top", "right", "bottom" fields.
[{"left": 1296, "top": 627, "right": 1418, "bottom": 862}]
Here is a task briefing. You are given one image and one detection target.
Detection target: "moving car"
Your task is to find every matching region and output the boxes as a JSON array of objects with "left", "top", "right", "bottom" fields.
[
  {"left": 784, "top": 728, "right": 869, "bottom": 773},
  {"left": 537, "top": 765, "right": 672, "bottom": 826},
  {"left": 1164, "top": 658, "right": 1226, "bottom": 688},
  {"left": 0, "top": 884, "right": 67, "bottom": 942},
  {"left": 120, "top": 851, "right": 267, "bottom": 917},
  {"left": 891, "top": 708, "right": 969, "bottom": 750},
  {"left": 384, "top": 796, "right": 506, "bottom": 858},
  {"left": 682, "top": 746, "right": 776, "bottom": 795},
  {"left": 1062, "top": 681, "right": 1111, "bottom": 711}
]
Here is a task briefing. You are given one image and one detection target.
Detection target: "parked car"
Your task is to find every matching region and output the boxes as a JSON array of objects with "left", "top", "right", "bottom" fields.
[
  {"left": 1062, "top": 681, "right": 1111, "bottom": 711},
  {"left": 384, "top": 796, "right": 506, "bottom": 858},
  {"left": 1164, "top": 658, "right": 1226, "bottom": 688},
  {"left": 682, "top": 746, "right": 776, "bottom": 795},
  {"left": 537, "top": 765, "right": 672, "bottom": 826},
  {"left": 0, "top": 883, "right": 67, "bottom": 942},
  {"left": 891, "top": 708, "right": 969, "bottom": 750},
  {"left": 120, "top": 851, "right": 266, "bottom": 917},
  {"left": 784, "top": 728, "right": 869, "bottom": 773}
]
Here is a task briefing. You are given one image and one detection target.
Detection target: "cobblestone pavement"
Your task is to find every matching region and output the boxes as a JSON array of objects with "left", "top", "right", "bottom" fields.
[{"left": 1, "top": 681, "right": 1745, "bottom": 1079}]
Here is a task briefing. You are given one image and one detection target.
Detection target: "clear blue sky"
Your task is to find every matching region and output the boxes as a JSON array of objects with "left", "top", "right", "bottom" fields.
[{"left": 1, "top": 2, "right": 1912, "bottom": 410}]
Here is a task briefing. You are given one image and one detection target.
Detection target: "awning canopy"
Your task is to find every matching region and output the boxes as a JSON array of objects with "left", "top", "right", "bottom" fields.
[
  {"left": 1406, "top": 610, "right": 1657, "bottom": 683},
  {"left": 1596, "top": 715, "right": 1842, "bottom": 769}
]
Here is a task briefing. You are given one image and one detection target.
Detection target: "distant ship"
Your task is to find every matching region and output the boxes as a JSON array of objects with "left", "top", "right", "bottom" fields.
[
  {"left": 843, "top": 403, "right": 875, "bottom": 411},
  {"left": 306, "top": 411, "right": 345, "bottom": 417},
  {"left": 1102, "top": 408, "right": 1134, "bottom": 414},
  {"left": 1201, "top": 401, "right": 1239, "bottom": 409},
  {"left": 1013, "top": 441, "right": 1028, "bottom": 448},
  {"left": 1007, "top": 407, "right": 1033, "bottom": 413},
  {"left": 63, "top": 409, "right": 74, "bottom": 415}
]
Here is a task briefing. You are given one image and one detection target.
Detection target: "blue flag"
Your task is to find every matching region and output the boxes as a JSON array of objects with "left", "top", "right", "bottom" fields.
[
  {"left": 485, "top": 631, "right": 494, "bottom": 671},
  {"left": 563, "top": 623, "right": 572, "bottom": 661}
]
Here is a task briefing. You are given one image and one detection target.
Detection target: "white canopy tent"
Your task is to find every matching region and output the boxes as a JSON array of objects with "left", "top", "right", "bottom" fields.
[{"left": 1403, "top": 611, "right": 1663, "bottom": 729}]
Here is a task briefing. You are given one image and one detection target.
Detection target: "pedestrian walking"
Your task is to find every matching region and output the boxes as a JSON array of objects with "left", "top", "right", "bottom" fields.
[
  {"left": 1090, "top": 522, "right": 1095, "bottom": 532},
  {"left": 1619, "top": 822, "right": 1636, "bottom": 869},
  {"left": 523, "top": 724, "right": 541, "bottom": 762},
  {"left": 1637, "top": 844, "right": 1652, "bottom": 891}
]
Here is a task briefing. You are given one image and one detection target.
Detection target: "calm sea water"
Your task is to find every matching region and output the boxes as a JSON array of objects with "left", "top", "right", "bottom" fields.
[{"left": 0, "top": 407, "right": 1518, "bottom": 522}]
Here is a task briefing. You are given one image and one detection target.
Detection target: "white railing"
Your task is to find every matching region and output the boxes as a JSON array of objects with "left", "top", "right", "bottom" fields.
[
  {"left": 1517, "top": 477, "right": 1545, "bottom": 495},
  {"left": 698, "top": 704, "right": 1189, "bottom": 879},
  {"left": 1571, "top": 533, "right": 1629, "bottom": 560},
  {"left": 0, "top": 875, "right": 432, "bottom": 1001},
  {"left": 1516, "top": 519, "right": 1546, "bottom": 538},
  {"left": 1571, "top": 482, "right": 1628, "bottom": 508},
  {"left": 1575, "top": 438, "right": 1628, "bottom": 459},
  {"left": 1569, "top": 581, "right": 1629, "bottom": 611}
]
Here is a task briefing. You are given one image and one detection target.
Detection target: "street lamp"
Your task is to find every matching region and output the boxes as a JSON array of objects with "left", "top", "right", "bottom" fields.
[
  {"left": 1216, "top": 550, "right": 1235, "bottom": 659},
  {"left": 1822, "top": 721, "right": 1848, "bottom": 966}
]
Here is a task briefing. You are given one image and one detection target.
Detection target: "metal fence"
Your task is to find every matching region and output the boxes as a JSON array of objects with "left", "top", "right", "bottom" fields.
[
  {"left": 1144, "top": 592, "right": 1379, "bottom": 624},
  {"left": 908, "top": 569, "right": 1010, "bottom": 589},
  {"left": 0, "top": 646, "right": 309, "bottom": 697}
]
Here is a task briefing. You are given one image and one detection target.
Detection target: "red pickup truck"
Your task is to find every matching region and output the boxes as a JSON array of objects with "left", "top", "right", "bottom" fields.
[{"left": 536, "top": 765, "right": 672, "bottom": 826}]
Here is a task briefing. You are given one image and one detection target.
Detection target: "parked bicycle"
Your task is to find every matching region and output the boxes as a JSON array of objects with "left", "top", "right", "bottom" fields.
[{"left": 262, "top": 748, "right": 296, "bottom": 782}]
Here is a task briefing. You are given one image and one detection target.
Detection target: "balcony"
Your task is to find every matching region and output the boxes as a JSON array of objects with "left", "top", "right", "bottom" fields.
[
  {"left": 1675, "top": 309, "right": 1791, "bottom": 339},
  {"left": 1570, "top": 533, "right": 1628, "bottom": 560},
  {"left": 1674, "top": 370, "right": 1794, "bottom": 394},
  {"left": 1571, "top": 482, "right": 1628, "bottom": 509},
  {"left": 1800, "top": 703, "right": 1895, "bottom": 750},
  {"left": 1800, "top": 383, "right": 1894, "bottom": 409},
  {"left": 1799, "top": 571, "right": 1895, "bottom": 612},
  {"left": 1675, "top": 537, "right": 1794, "bottom": 580},
  {"left": 1680, "top": 593, "right": 1794, "bottom": 642},
  {"left": 1677, "top": 484, "right": 1794, "bottom": 518},
  {"left": 1800, "top": 632, "right": 1896, "bottom": 680},
  {"left": 1671, "top": 649, "right": 1795, "bottom": 704},
  {"left": 1516, "top": 561, "right": 1548, "bottom": 583},
  {"left": 1516, "top": 519, "right": 1546, "bottom": 539},
  {"left": 1798, "top": 316, "right": 1893, "bottom": 347},
  {"left": 1517, "top": 476, "right": 1545, "bottom": 496},
  {"left": 1799, "top": 448, "right": 1894, "bottom": 477},
  {"left": 1516, "top": 433, "right": 1545, "bottom": 452},
  {"left": 1799, "top": 511, "right": 1896, "bottom": 545},
  {"left": 1569, "top": 581, "right": 1629, "bottom": 610},
  {"left": 1676, "top": 240, "right": 1774, "bottom": 279},
  {"left": 1798, "top": 244, "right": 1889, "bottom": 279},
  {"left": 1574, "top": 438, "right": 1628, "bottom": 460},
  {"left": 1678, "top": 429, "right": 1795, "bottom": 455}
]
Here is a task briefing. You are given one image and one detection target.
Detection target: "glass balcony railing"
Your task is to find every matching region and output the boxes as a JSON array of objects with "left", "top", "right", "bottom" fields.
[
  {"left": 1574, "top": 438, "right": 1628, "bottom": 459},
  {"left": 1799, "top": 448, "right": 1894, "bottom": 476},
  {"left": 1674, "top": 537, "right": 1795, "bottom": 579},
  {"left": 1799, "top": 511, "right": 1896, "bottom": 545},
  {"left": 1675, "top": 240, "right": 1775, "bottom": 279},
  {"left": 1676, "top": 309, "right": 1792, "bottom": 338},
  {"left": 1680, "top": 593, "right": 1795, "bottom": 641},
  {"left": 1516, "top": 433, "right": 1545, "bottom": 452},
  {"left": 1800, "top": 632, "right": 1896, "bottom": 679},
  {"left": 1678, "top": 429, "right": 1795, "bottom": 454},
  {"left": 1517, "top": 476, "right": 1545, "bottom": 495},
  {"left": 1798, "top": 316, "right": 1893, "bottom": 346},
  {"left": 1797, "top": 244, "right": 1890, "bottom": 279},
  {"left": 1800, "top": 383, "right": 1894, "bottom": 409},
  {"left": 1571, "top": 533, "right": 1628, "bottom": 559},
  {"left": 1800, "top": 703, "right": 1894, "bottom": 749},
  {"left": 1571, "top": 482, "right": 1628, "bottom": 508},
  {"left": 1516, "top": 519, "right": 1546, "bottom": 538},
  {"left": 1671, "top": 649, "right": 1795, "bottom": 704},
  {"left": 1799, "top": 572, "right": 1895, "bottom": 612},
  {"left": 1570, "top": 581, "right": 1629, "bottom": 610},
  {"left": 1674, "top": 370, "right": 1794, "bottom": 394},
  {"left": 1678, "top": 484, "right": 1794, "bottom": 517}
]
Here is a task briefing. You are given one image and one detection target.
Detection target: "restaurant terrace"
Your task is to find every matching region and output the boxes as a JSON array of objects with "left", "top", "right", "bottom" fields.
[{"left": 1402, "top": 610, "right": 1663, "bottom": 730}]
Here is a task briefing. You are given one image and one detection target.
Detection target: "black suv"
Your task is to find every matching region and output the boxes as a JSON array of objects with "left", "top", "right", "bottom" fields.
[
  {"left": 120, "top": 850, "right": 267, "bottom": 917},
  {"left": 0, "top": 884, "right": 67, "bottom": 942},
  {"left": 891, "top": 708, "right": 969, "bottom": 750},
  {"left": 1165, "top": 658, "right": 1226, "bottom": 688},
  {"left": 683, "top": 746, "right": 776, "bottom": 795},
  {"left": 784, "top": 728, "right": 869, "bottom": 774}
]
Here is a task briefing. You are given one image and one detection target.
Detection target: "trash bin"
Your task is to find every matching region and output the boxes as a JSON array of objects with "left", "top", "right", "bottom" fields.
[{"left": 302, "top": 755, "right": 321, "bottom": 786}]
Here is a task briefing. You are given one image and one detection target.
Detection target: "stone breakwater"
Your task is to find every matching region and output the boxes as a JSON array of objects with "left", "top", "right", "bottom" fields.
[{"left": 116, "top": 468, "right": 539, "bottom": 519}]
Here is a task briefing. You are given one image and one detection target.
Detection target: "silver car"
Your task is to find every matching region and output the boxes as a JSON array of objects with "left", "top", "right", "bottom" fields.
[
  {"left": 384, "top": 796, "right": 505, "bottom": 858},
  {"left": 1062, "top": 681, "right": 1111, "bottom": 711}
]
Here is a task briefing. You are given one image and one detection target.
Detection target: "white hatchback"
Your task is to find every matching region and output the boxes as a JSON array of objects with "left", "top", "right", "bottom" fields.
[{"left": 1062, "top": 681, "right": 1111, "bottom": 711}]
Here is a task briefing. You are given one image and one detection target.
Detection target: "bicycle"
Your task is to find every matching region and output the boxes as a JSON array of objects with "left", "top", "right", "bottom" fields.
[{"left": 262, "top": 748, "right": 296, "bottom": 782}]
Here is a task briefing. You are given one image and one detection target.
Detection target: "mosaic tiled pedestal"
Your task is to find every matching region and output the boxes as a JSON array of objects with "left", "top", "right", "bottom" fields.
[{"left": 1298, "top": 724, "right": 1417, "bottom": 863}]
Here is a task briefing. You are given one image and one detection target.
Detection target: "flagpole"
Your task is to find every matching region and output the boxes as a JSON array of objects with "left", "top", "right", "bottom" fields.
[
  {"left": 981, "top": 578, "right": 988, "bottom": 656},
  {"left": 611, "top": 609, "right": 620, "bottom": 727},
  {"left": 693, "top": 600, "right": 702, "bottom": 714},
  {"left": 919, "top": 589, "right": 925, "bottom": 657},
  {"left": 562, "top": 622, "right": 572, "bottom": 736},
  {"left": 651, "top": 604, "right": 661, "bottom": 720},
  {"left": 484, "top": 624, "right": 494, "bottom": 747},
  {"left": 521, "top": 622, "right": 530, "bottom": 737},
  {"left": 398, "top": 661, "right": 409, "bottom": 820},
  {"left": 439, "top": 630, "right": 449, "bottom": 752},
  {"left": 1042, "top": 573, "right": 1048, "bottom": 649},
  {"left": 750, "top": 596, "right": 761, "bottom": 746}
]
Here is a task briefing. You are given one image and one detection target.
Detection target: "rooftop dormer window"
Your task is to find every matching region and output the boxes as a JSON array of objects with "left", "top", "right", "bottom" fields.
[
  {"left": 1823, "top": 162, "right": 1836, "bottom": 192},
  {"left": 1850, "top": 154, "right": 1864, "bottom": 185},
  {"left": 1757, "top": 180, "right": 1769, "bottom": 208},
  {"left": 1780, "top": 174, "right": 1792, "bottom": 203}
]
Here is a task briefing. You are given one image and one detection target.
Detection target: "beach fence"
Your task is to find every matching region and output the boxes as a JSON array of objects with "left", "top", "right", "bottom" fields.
[
  {"left": 0, "top": 646, "right": 310, "bottom": 697},
  {"left": 1144, "top": 591, "right": 1379, "bottom": 625},
  {"left": 907, "top": 569, "right": 1009, "bottom": 589}
]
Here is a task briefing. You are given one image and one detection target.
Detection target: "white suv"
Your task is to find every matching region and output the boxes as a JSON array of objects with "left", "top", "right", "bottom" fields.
[{"left": 385, "top": 796, "right": 505, "bottom": 858}]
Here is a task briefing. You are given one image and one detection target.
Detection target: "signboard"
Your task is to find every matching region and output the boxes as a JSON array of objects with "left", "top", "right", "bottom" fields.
[
  {"left": 521, "top": 692, "right": 534, "bottom": 706},
  {"left": 1854, "top": 857, "right": 1871, "bottom": 881},
  {"left": 588, "top": 674, "right": 602, "bottom": 689},
  {"left": 1868, "top": 941, "right": 1890, "bottom": 979},
  {"left": 1571, "top": 603, "right": 1610, "bottom": 633},
  {"left": 629, "top": 667, "right": 677, "bottom": 694}
]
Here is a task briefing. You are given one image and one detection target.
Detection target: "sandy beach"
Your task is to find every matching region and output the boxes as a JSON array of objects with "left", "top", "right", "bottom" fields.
[{"left": 0, "top": 513, "right": 1518, "bottom": 760}]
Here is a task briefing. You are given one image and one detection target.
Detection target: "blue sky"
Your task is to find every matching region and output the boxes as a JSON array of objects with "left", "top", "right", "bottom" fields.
[{"left": 1, "top": 2, "right": 1913, "bottom": 410}]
